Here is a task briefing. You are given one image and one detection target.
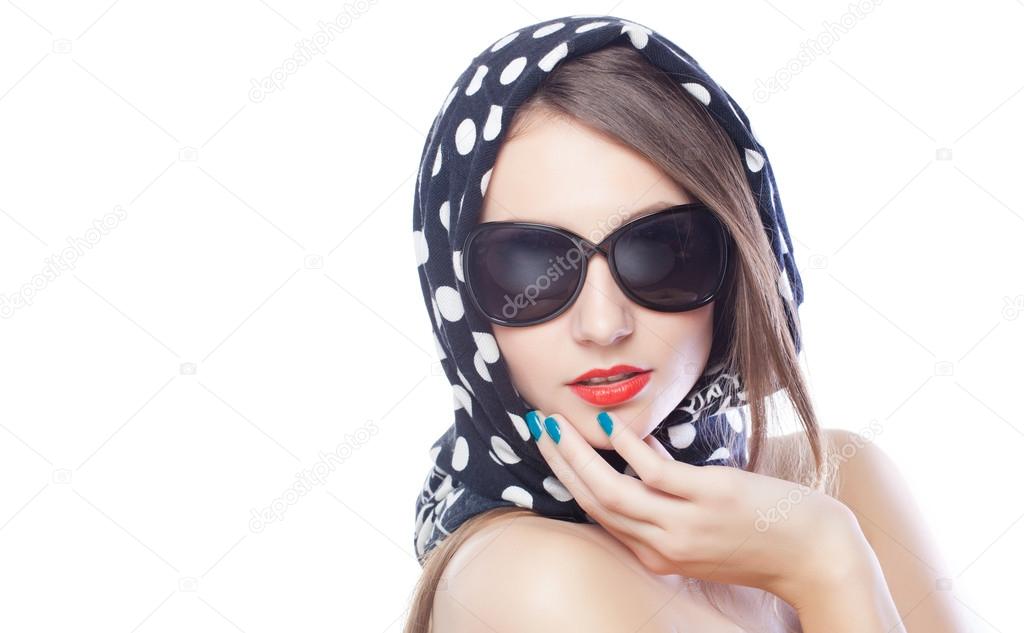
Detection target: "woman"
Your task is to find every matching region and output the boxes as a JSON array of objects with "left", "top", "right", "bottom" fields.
[{"left": 407, "top": 14, "right": 967, "bottom": 632}]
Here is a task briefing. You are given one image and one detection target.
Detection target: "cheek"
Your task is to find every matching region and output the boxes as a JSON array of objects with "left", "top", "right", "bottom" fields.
[
  {"left": 490, "top": 324, "right": 556, "bottom": 395},
  {"left": 635, "top": 305, "right": 716, "bottom": 398},
  {"left": 654, "top": 303, "right": 714, "bottom": 360}
]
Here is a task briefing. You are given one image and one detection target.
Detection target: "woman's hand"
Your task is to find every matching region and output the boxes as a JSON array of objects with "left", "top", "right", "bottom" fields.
[{"left": 528, "top": 408, "right": 878, "bottom": 609}]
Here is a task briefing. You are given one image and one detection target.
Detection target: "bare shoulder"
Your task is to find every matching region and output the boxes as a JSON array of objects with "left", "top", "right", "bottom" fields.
[
  {"left": 816, "top": 427, "right": 941, "bottom": 558},
  {"left": 430, "top": 512, "right": 680, "bottom": 633},
  {"left": 770, "top": 428, "right": 967, "bottom": 629},
  {"left": 768, "top": 427, "right": 907, "bottom": 519}
]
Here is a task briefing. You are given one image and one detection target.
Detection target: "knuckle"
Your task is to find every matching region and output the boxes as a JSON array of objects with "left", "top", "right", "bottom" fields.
[
  {"left": 574, "top": 493, "right": 596, "bottom": 517},
  {"left": 600, "top": 488, "right": 625, "bottom": 512},
  {"left": 656, "top": 538, "right": 684, "bottom": 561},
  {"left": 708, "top": 466, "right": 740, "bottom": 500},
  {"left": 643, "top": 462, "right": 667, "bottom": 488}
]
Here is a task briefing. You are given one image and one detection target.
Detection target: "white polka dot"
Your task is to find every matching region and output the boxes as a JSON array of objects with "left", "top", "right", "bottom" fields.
[
  {"left": 501, "top": 485, "right": 533, "bottom": 509},
  {"left": 474, "top": 351, "right": 491, "bottom": 382},
  {"left": 433, "top": 474, "right": 453, "bottom": 500},
  {"left": 621, "top": 22, "right": 651, "bottom": 48},
  {"left": 491, "top": 436, "right": 521, "bottom": 464},
  {"left": 491, "top": 31, "right": 519, "bottom": 52},
  {"left": 538, "top": 42, "right": 569, "bottom": 72},
  {"left": 472, "top": 331, "right": 500, "bottom": 362},
  {"left": 441, "top": 86, "right": 458, "bottom": 115},
  {"left": 726, "top": 409, "right": 744, "bottom": 434},
  {"left": 744, "top": 148, "right": 765, "bottom": 172},
  {"left": 452, "top": 384, "right": 472, "bottom": 416},
  {"left": 488, "top": 450, "right": 502, "bottom": 465},
  {"left": 415, "top": 516, "right": 435, "bottom": 555},
  {"left": 480, "top": 168, "right": 492, "bottom": 197},
  {"left": 444, "top": 486, "right": 465, "bottom": 513},
  {"left": 706, "top": 446, "right": 731, "bottom": 462},
  {"left": 543, "top": 476, "right": 573, "bottom": 501},
  {"left": 436, "top": 285, "right": 464, "bottom": 321},
  {"left": 779, "top": 269, "right": 794, "bottom": 303},
  {"left": 533, "top": 22, "right": 565, "bottom": 38},
  {"left": 455, "top": 118, "right": 476, "bottom": 155},
  {"left": 508, "top": 412, "right": 529, "bottom": 441},
  {"left": 429, "top": 444, "right": 441, "bottom": 464},
  {"left": 575, "top": 21, "right": 609, "bottom": 33},
  {"left": 452, "top": 436, "right": 469, "bottom": 470},
  {"left": 466, "top": 65, "right": 488, "bottom": 96},
  {"left": 452, "top": 250, "right": 464, "bottom": 282},
  {"left": 500, "top": 56, "right": 527, "bottom": 84},
  {"left": 668, "top": 421, "right": 696, "bottom": 448},
  {"left": 431, "top": 146, "right": 442, "bottom": 176},
  {"left": 431, "top": 297, "right": 441, "bottom": 326},
  {"left": 483, "top": 105, "right": 502, "bottom": 141},
  {"left": 682, "top": 82, "right": 711, "bottom": 106},
  {"left": 413, "top": 230, "right": 428, "bottom": 265},
  {"left": 439, "top": 200, "right": 451, "bottom": 232},
  {"left": 435, "top": 488, "right": 462, "bottom": 525}
]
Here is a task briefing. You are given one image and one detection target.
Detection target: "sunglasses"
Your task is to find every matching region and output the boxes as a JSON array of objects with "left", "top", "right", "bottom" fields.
[{"left": 461, "top": 202, "right": 731, "bottom": 327}]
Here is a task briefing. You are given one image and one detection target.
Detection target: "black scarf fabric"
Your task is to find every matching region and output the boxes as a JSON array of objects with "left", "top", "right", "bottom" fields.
[{"left": 411, "top": 14, "right": 804, "bottom": 564}]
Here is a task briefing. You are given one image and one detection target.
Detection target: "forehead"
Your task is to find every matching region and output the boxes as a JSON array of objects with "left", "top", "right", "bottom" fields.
[{"left": 479, "top": 113, "right": 693, "bottom": 239}]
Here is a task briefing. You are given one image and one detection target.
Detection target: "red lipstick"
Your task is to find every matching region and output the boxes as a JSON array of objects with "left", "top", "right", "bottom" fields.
[{"left": 566, "top": 364, "right": 652, "bottom": 407}]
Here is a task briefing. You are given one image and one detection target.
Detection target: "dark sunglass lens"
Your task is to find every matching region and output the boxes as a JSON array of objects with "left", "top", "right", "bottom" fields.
[
  {"left": 613, "top": 210, "right": 726, "bottom": 309},
  {"left": 466, "top": 226, "right": 583, "bottom": 323}
]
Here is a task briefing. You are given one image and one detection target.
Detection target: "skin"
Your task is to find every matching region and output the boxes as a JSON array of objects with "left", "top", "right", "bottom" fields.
[
  {"left": 433, "top": 111, "right": 970, "bottom": 632},
  {"left": 479, "top": 111, "right": 715, "bottom": 448}
]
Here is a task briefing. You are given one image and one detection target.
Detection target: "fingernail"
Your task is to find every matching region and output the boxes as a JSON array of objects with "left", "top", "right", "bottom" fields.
[
  {"left": 525, "top": 410, "right": 543, "bottom": 441},
  {"left": 543, "top": 416, "right": 561, "bottom": 444},
  {"left": 597, "top": 411, "right": 613, "bottom": 437}
]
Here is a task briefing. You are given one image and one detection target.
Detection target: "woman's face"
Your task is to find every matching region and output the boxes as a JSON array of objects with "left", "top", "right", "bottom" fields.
[{"left": 479, "top": 111, "right": 715, "bottom": 449}]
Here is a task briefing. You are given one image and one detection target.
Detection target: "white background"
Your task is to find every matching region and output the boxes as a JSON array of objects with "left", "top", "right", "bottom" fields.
[{"left": 1, "top": 1, "right": 1020, "bottom": 631}]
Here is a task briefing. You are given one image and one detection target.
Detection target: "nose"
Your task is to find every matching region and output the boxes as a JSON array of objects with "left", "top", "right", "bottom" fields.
[{"left": 570, "top": 255, "right": 634, "bottom": 346}]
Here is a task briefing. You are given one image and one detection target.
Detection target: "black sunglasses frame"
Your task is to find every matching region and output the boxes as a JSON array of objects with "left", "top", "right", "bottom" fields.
[{"left": 461, "top": 202, "right": 731, "bottom": 327}]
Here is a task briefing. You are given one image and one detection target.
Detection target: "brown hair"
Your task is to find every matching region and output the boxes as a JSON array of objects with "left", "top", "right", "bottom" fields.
[{"left": 404, "top": 42, "right": 837, "bottom": 632}]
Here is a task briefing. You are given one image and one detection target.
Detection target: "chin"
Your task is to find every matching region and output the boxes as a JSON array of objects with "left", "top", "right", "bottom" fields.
[{"left": 563, "top": 392, "right": 660, "bottom": 447}]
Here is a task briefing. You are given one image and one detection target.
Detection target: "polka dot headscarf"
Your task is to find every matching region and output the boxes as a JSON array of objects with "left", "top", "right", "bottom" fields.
[{"left": 411, "top": 14, "right": 805, "bottom": 564}]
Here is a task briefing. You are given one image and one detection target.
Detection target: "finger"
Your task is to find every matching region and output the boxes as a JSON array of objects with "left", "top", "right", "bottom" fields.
[
  {"left": 542, "top": 412, "right": 672, "bottom": 528},
  {"left": 530, "top": 410, "right": 655, "bottom": 537},
  {"left": 531, "top": 411, "right": 678, "bottom": 568},
  {"left": 597, "top": 410, "right": 706, "bottom": 501},
  {"left": 528, "top": 409, "right": 630, "bottom": 528},
  {"left": 643, "top": 433, "right": 674, "bottom": 461}
]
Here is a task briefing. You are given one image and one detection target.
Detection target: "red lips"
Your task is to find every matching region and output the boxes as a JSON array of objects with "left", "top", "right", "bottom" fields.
[
  {"left": 566, "top": 364, "right": 653, "bottom": 407},
  {"left": 567, "top": 364, "right": 648, "bottom": 385}
]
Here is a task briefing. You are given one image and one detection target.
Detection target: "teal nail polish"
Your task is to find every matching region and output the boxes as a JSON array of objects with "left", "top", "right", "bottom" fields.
[
  {"left": 543, "top": 416, "right": 561, "bottom": 444},
  {"left": 597, "top": 411, "right": 613, "bottom": 437},
  {"left": 525, "top": 410, "right": 543, "bottom": 441}
]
